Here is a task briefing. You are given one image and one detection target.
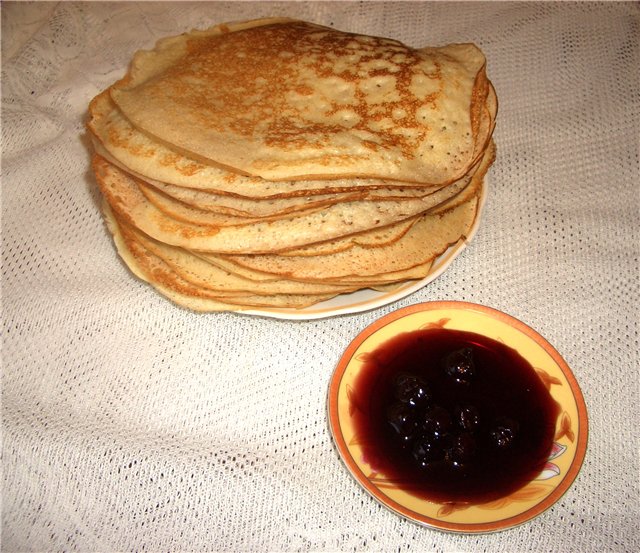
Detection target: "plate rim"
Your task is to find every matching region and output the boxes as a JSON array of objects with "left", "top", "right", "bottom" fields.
[{"left": 327, "top": 300, "right": 589, "bottom": 533}]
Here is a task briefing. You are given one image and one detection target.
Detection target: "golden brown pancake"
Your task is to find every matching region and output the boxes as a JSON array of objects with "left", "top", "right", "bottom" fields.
[
  {"left": 105, "top": 206, "right": 339, "bottom": 309},
  {"left": 94, "top": 152, "right": 480, "bottom": 253},
  {"left": 212, "top": 192, "right": 480, "bottom": 282},
  {"left": 110, "top": 19, "right": 490, "bottom": 183},
  {"left": 89, "top": 90, "right": 464, "bottom": 197},
  {"left": 118, "top": 219, "right": 361, "bottom": 296}
]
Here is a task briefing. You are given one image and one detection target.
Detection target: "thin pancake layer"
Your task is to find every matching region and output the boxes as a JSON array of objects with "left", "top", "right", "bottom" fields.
[
  {"left": 94, "top": 153, "right": 478, "bottom": 253},
  {"left": 233, "top": 138, "right": 494, "bottom": 257},
  {"left": 119, "top": 220, "right": 361, "bottom": 296},
  {"left": 105, "top": 205, "right": 339, "bottom": 309},
  {"left": 89, "top": 91, "right": 443, "bottom": 197},
  {"left": 110, "top": 19, "right": 489, "bottom": 183},
  {"left": 137, "top": 179, "right": 325, "bottom": 226},
  {"left": 212, "top": 192, "right": 480, "bottom": 281}
]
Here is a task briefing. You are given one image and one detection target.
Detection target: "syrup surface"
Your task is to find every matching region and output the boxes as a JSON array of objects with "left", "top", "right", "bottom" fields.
[{"left": 351, "top": 328, "right": 560, "bottom": 504}]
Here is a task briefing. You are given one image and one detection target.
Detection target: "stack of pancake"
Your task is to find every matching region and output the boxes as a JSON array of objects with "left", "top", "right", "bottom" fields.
[{"left": 87, "top": 18, "right": 497, "bottom": 313}]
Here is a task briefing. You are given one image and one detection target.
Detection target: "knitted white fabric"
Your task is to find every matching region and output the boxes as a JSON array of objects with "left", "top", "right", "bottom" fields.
[{"left": 2, "top": 2, "right": 638, "bottom": 551}]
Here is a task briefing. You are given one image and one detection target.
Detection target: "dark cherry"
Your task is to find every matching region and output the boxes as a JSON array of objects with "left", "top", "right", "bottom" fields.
[
  {"left": 393, "top": 373, "right": 432, "bottom": 407},
  {"left": 446, "top": 432, "right": 477, "bottom": 468},
  {"left": 443, "top": 346, "right": 475, "bottom": 383},
  {"left": 421, "top": 405, "right": 452, "bottom": 438},
  {"left": 454, "top": 403, "right": 481, "bottom": 431},
  {"left": 386, "top": 401, "right": 418, "bottom": 442},
  {"left": 411, "top": 435, "right": 445, "bottom": 468},
  {"left": 489, "top": 417, "right": 520, "bottom": 449}
]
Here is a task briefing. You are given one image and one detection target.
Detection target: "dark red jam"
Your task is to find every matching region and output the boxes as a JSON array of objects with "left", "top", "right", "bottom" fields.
[{"left": 350, "top": 328, "right": 560, "bottom": 504}]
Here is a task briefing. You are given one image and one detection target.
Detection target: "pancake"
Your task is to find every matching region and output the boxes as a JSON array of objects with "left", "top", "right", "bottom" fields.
[
  {"left": 89, "top": 90, "right": 444, "bottom": 197},
  {"left": 105, "top": 205, "right": 338, "bottom": 309},
  {"left": 135, "top": 163, "right": 480, "bottom": 228},
  {"left": 94, "top": 152, "right": 477, "bottom": 253},
  {"left": 93, "top": 135, "right": 454, "bottom": 221},
  {"left": 212, "top": 191, "right": 480, "bottom": 282},
  {"left": 256, "top": 137, "right": 493, "bottom": 258},
  {"left": 277, "top": 216, "right": 420, "bottom": 257},
  {"left": 314, "top": 260, "right": 436, "bottom": 286},
  {"left": 110, "top": 19, "right": 490, "bottom": 183},
  {"left": 119, "top": 219, "right": 361, "bottom": 296},
  {"left": 141, "top": 179, "right": 362, "bottom": 217},
  {"left": 108, "top": 202, "right": 443, "bottom": 307},
  {"left": 136, "top": 178, "right": 326, "bottom": 226}
]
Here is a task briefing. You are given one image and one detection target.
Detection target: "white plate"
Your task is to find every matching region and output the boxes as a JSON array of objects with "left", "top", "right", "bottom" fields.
[{"left": 242, "top": 181, "right": 488, "bottom": 320}]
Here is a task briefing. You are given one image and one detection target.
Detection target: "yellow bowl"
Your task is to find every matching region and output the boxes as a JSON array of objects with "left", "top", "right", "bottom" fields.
[{"left": 327, "top": 301, "right": 588, "bottom": 533}]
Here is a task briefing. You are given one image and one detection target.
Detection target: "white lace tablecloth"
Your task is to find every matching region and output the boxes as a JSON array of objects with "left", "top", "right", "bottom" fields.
[{"left": 2, "top": 2, "right": 638, "bottom": 551}]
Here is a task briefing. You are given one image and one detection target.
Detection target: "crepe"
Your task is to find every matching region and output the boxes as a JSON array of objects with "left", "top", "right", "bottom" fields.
[
  {"left": 93, "top": 152, "right": 478, "bottom": 254},
  {"left": 209, "top": 195, "right": 480, "bottom": 282},
  {"left": 110, "top": 19, "right": 490, "bottom": 183},
  {"left": 89, "top": 90, "right": 443, "bottom": 197},
  {"left": 119, "top": 220, "right": 360, "bottom": 296},
  {"left": 105, "top": 205, "right": 337, "bottom": 309},
  {"left": 209, "top": 145, "right": 492, "bottom": 282}
]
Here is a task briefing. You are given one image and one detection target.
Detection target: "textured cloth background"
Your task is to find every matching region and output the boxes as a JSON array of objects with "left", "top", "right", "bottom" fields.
[{"left": 2, "top": 2, "right": 638, "bottom": 551}]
